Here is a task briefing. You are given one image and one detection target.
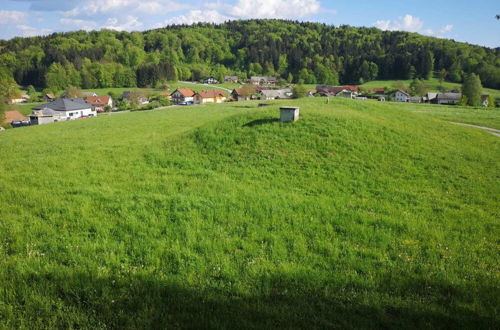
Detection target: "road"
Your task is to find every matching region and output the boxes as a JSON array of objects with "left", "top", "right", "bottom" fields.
[{"left": 450, "top": 122, "right": 500, "bottom": 137}]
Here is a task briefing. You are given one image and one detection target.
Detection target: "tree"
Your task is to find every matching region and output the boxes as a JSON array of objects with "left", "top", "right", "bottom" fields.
[
  {"left": 65, "top": 86, "right": 83, "bottom": 98},
  {"left": 409, "top": 79, "right": 428, "bottom": 96},
  {"left": 462, "top": 73, "right": 482, "bottom": 106},
  {"left": 0, "top": 74, "right": 22, "bottom": 101},
  {"left": 239, "top": 83, "right": 256, "bottom": 98},
  {"left": 46, "top": 63, "right": 68, "bottom": 92},
  {"left": 292, "top": 85, "right": 307, "bottom": 99}
]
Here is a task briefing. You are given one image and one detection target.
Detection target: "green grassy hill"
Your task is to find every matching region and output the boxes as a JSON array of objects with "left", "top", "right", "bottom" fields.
[{"left": 0, "top": 98, "right": 499, "bottom": 329}]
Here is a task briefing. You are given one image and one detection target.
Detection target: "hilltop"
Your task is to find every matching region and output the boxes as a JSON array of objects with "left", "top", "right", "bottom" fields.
[{"left": 0, "top": 98, "right": 499, "bottom": 328}]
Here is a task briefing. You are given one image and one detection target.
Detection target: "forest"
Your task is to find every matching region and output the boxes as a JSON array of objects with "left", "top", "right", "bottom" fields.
[{"left": 0, "top": 19, "right": 499, "bottom": 93}]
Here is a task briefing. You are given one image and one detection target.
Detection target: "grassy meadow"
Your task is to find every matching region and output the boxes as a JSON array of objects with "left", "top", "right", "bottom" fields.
[{"left": 0, "top": 98, "right": 499, "bottom": 329}]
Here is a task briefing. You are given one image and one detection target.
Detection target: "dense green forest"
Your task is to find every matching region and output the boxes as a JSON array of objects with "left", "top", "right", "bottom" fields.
[{"left": 0, "top": 19, "right": 499, "bottom": 92}]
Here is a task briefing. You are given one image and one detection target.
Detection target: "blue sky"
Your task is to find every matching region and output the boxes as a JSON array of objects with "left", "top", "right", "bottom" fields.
[{"left": 0, "top": 0, "right": 498, "bottom": 47}]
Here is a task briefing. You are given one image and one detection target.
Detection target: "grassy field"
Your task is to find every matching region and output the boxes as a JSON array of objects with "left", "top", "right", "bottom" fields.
[
  {"left": 360, "top": 78, "right": 500, "bottom": 99},
  {"left": 0, "top": 98, "right": 499, "bottom": 329}
]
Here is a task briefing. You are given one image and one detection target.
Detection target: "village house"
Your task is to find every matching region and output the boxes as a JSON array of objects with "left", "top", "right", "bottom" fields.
[
  {"left": 122, "top": 91, "right": 149, "bottom": 105},
  {"left": 8, "top": 94, "right": 29, "bottom": 104},
  {"left": 85, "top": 95, "right": 113, "bottom": 112},
  {"left": 409, "top": 96, "right": 423, "bottom": 103},
  {"left": 203, "top": 77, "right": 219, "bottom": 84},
  {"left": 259, "top": 88, "right": 293, "bottom": 100},
  {"left": 171, "top": 88, "right": 196, "bottom": 104},
  {"left": 194, "top": 90, "right": 227, "bottom": 104},
  {"left": 250, "top": 76, "right": 277, "bottom": 87},
  {"left": 343, "top": 85, "right": 360, "bottom": 93},
  {"left": 231, "top": 88, "right": 253, "bottom": 101},
  {"left": 337, "top": 90, "right": 357, "bottom": 99},
  {"left": 30, "top": 98, "right": 96, "bottom": 125},
  {"left": 481, "top": 94, "right": 490, "bottom": 107},
  {"left": 394, "top": 90, "right": 411, "bottom": 102},
  {"left": 225, "top": 75, "right": 238, "bottom": 83},
  {"left": 316, "top": 85, "right": 345, "bottom": 96},
  {"left": 43, "top": 94, "right": 56, "bottom": 101},
  {"left": 424, "top": 92, "right": 438, "bottom": 103},
  {"left": 436, "top": 92, "right": 461, "bottom": 105}
]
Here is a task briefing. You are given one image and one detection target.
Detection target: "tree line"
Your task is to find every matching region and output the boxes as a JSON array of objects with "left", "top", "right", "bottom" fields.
[{"left": 0, "top": 19, "right": 499, "bottom": 93}]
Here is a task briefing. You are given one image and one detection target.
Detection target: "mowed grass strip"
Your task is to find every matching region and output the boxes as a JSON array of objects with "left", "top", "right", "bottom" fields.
[{"left": 0, "top": 98, "right": 499, "bottom": 329}]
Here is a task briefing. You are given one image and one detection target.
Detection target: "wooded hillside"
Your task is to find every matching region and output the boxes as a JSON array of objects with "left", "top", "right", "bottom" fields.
[{"left": 0, "top": 19, "right": 499, "bottom": 90}]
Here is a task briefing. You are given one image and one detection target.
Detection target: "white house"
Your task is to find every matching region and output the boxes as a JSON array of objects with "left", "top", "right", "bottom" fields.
[
  {"left": 171, "top": 88, "right": 196, "bottom": 104},
  {"left": 260, "top": 88, "right": 293, "bottom": 100},
  {"left": 30, "top": 98, "right": 96, "bottom": 125},
  {"left": 395, "top": 90, "right": 410, "bottom": 102}
]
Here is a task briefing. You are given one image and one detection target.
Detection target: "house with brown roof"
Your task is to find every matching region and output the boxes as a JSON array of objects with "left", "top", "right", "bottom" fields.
[
  {"left": 194, "top": 90, "right": 227, "bottom": 104},
  {"left": 171, "top": 88, "right": 196, "bottom": 104},
  {"left": 343, "top": 85, "right": 360, "bottom": 93},
  {"left": 43, "top": 94, "right": 56, "bottom": 101},
  {"left": 85, "top": 95, "right": 113, "bottom": 112},
  {"left": 250, "top": 76, "right": 277, "bottom": 87}
]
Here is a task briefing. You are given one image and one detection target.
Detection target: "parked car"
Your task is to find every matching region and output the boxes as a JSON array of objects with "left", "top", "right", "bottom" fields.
[{"left": 179, "top": 101, "right": 194, "bottom": 106}]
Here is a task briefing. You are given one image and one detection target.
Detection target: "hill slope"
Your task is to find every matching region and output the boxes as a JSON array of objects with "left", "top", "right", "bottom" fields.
[
  {"left": 0, "top": 99, "right": 499, "bottom": 329},
  {"left": 1, "top": 19, "right": 499, "bottom": 91}
]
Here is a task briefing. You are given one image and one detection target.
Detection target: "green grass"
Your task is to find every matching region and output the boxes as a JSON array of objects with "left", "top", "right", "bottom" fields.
[
  {"left": 360, "top": 78, "right": 500, "bottom": 99},
  {"left": 0, "top": 98, "right": 499, "bottom": 329}
]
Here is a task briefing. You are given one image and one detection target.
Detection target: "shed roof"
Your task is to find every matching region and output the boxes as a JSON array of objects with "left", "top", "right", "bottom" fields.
[{"left": 174, "top": 88, "right": 196, "bottom": 97}]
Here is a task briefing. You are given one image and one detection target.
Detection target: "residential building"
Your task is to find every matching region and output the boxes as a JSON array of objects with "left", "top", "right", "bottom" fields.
[
  {"left": 259, "top": 88, "right": 293, "bottom": 100},
  {"left": 424, "top": 92, "right": 438, "bottom": 103},
  {"left": 194, "top": 90, "right": 227, "bottom": 104},
  {"left": 225, "top": 75, "right": 238, "bottom": 83},
  {"left": 409, "top": 97, "right": 423, "bottom": 103},
  {"left": 436, "top": 92, "right": 461, "bottom": 105},
  {"left": 122, "top": 91, "right": 149, "bottom": 105},
  {"left": 250, "top": 76, "right": 277, "bottom": 87},
  {"left": 203, "top": 77, "right": 219, "bottom": 84},
  {"left": 343, "top": 85, "right": 360, "bottom": 93},
  {"left": 43, "top": 94, "right": 56, "bottom": 101},
  {"left": 395, "top": 90, "right": 410, "bottom": 102},
  {"left": 316, "top": 85, "right": 345, "bottom": 96},
  {"left": 9, "top": 94, "right": 29, "bottom": 104},
  {"left": 231, "top": 88, "right": 253, "bottom": 101},
  {"left": 30, "top": 98, "right": 96, "bottom": 125},
  {"left": 85, "top": 95, "right": 113, "bottom": 112},
  {"left": 373, "top": 88, "right": 385, "bottom": 94},
  {"left": 171, "top": 88, "right": 196, "bottom": 104}
]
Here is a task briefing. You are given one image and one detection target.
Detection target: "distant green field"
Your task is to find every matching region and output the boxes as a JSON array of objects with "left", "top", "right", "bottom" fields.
[
  {"left": 360, "top": 78, "right": 500, "bottom": 99},
  {"left": 0, "top": 98, "right": 498, "bottom": 329}
]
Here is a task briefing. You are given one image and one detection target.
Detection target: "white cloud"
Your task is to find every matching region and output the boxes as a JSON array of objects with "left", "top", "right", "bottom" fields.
[
  {"left": 63, "top": 0, "right": 188, "bottom": 17},
  {"left": 160, "top": 9, "right": 231, "bottom": 26},
  {"left": 231, "top": 0, "right": 321, "bottom": 19},
  {"left": 375, "top": 14, "right": 423, "bottom": 33},
  {"left": 16, "top": 24, "right": 52, "bottom": 37},
  {"left": 0, "top": 10, "right": 27, "bottom": 24},
  {"left": 102, "top": 16, "right": 143, "bottom": 31},
  {"left": 375, "top": 14, "right": 454, "bottom": 38},
  {"left": 60, "top": 18, "right": 98, "bottom": 31},
  {"left": 161, "top": 0, "right": 322, "bottom": 27}
]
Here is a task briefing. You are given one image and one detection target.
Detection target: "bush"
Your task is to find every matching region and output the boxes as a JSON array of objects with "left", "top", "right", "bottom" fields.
[{"left": 292, "top": 85, "right": 307, "bottom": 99}]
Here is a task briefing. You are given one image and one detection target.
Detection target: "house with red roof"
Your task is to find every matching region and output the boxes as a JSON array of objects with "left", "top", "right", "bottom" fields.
[
  {"left": 171, "top": 88, "right": 196, "bottom": 104},
  {"left": 85, "top": 95, "right": 113, "bottom": 112},
  {"left": 194, "top": 90, "right": 227, "bottom": 104}
]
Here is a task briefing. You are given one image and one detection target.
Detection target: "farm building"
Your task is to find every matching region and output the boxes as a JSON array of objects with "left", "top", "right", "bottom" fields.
[
  {"left": 259, "top": 88, "right": 293, "bottom": 100},
  {"left": 394, "top": 90, "right": 410, "bottom": 102},
  {"left": 436, "top": 92, "right": 461, "bottom": 105}
]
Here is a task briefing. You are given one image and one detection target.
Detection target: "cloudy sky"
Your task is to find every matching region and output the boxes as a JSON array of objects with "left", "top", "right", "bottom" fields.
[{"left": 0, "top": 0, "right": 498, "bottom": 47}]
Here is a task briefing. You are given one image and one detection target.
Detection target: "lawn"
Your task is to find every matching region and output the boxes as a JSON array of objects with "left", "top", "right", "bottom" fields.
[
  {"left": 360, "top": 78, "right": 500, "bottom": 99},
  {"left": 0, "top": 98, "right": 498, "bottom": 329}
]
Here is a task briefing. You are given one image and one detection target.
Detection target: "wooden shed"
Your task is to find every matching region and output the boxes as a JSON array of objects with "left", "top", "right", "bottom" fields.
[{"left": 280, "top": 106, "right": 300, "bottom": 122}]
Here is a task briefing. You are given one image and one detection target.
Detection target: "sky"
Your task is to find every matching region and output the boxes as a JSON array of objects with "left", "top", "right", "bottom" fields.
[{"left": 0, "top": 0, "right": 498, "bottom": 48}]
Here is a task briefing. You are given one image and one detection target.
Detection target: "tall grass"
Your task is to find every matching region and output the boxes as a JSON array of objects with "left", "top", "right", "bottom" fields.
[{"left": 0, "top": 98, "right": 498, "bottom": 329}]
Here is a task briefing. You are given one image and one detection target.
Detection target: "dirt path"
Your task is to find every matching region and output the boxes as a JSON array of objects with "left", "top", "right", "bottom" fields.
[{"left": 450, "top": 122, "right": 500, "bottom": 137}]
